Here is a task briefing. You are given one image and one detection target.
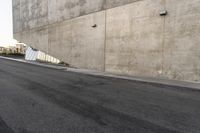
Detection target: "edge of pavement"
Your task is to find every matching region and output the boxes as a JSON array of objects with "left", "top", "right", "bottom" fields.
[{"left": 1, "top": 55, "right": 200, "bottom": 90}]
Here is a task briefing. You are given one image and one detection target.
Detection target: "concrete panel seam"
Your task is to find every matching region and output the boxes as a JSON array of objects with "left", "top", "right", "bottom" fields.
[
  {"left": 104, "top": 9, "right": 107, "bottom": 71},
  {"left": 161, "top": 0, "right": 166, "bottom": 75}
]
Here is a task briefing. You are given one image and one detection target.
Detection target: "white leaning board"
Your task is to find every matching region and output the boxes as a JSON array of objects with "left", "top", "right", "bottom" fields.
[{"left": 25, "top": 47, "right": 60, "bottom": 64}]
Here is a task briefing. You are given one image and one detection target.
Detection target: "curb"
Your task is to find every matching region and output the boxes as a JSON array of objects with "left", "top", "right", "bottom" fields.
[
  {"left": 66, "top": 69, "right": 200, "bottom": 90},
  {"left": 1, "top": 56, "right": 200, "bottom": 90}
]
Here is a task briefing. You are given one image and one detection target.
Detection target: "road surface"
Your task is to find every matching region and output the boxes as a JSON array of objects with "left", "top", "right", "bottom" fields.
[{"left": 0, "top": 58, "right": 200, "bottom": 133}]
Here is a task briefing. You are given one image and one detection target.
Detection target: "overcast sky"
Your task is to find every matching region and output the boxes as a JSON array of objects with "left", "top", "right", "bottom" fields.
[{"left": 0, "top": 0, "right": 15, "bottom": 46}]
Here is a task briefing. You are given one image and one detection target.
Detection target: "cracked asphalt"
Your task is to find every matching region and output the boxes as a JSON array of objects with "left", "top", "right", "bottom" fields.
[{"left": 0, "top": 58, "right": 200, "bottom": 133}]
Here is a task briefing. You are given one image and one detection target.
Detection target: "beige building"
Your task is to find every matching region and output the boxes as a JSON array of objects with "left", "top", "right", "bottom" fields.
[
  {"left": 0, "top": 47, "right": 4, "bottom": 54},
  {"left": 15, "top": 43, "right": 26, "bottom": 54},
  {"left": 13, "top": 0, "right": 200, "bottom": 82},
  {"left": 0, "top": 43, "right": 26, "bottom": 55}
]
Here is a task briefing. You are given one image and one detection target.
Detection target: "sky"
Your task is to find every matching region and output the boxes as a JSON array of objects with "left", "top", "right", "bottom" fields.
[{"left": 0, "top": 0, "right": 16, "bottom": 47}]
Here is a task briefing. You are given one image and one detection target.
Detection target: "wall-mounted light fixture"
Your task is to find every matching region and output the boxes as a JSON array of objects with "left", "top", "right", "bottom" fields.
[
  {"left": 160, "top": 10, "right": 168, "bottom": 16},
  {"left": 92, "top": 24, "right": 97, "bottom": 28}
]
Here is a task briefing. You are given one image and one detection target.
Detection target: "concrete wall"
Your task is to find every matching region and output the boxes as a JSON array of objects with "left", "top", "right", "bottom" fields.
[
  {"left": 48, "top": 11, "right": 106, "bottom": 70},
  {"left": 13, "top": 0, "right": 200, "bottom": 82},
  {"left": 106, "top": 0, "right": 164, "bottom": 77}
]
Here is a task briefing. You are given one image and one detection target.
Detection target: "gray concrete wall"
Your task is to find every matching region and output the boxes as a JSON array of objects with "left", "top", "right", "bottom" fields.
[
  {"left": 48, "top": 11, "right": 106, "bottom": 70},
  {"left": 163, "top": 0, "right": 200, "bottom": 81},
  {"left": 13, "top": 0, "right": 200, "bottom": 82},
  {"left": 106, "top": 0, "right": 164, "bottom": 77}
]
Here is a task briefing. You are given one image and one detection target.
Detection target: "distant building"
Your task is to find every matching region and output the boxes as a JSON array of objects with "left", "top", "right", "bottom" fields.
[
  {"left": 15, "top": 43, "right": 26, "bottom": 54},
  {"left": 0, "top": 43, "right": 26, "bottom": 55},
  {"left": 0, "top": 47, "right": 4, "bottom": 54}
]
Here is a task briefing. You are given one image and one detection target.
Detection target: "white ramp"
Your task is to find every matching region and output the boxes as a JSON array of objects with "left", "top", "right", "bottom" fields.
[{"left": 25, "top": 47, "right": 60, "bottom": 64}]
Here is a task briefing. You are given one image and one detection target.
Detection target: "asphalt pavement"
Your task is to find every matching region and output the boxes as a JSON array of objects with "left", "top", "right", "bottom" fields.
[{"left": 0, "top": 58, "right": 200, "bottom": 133}]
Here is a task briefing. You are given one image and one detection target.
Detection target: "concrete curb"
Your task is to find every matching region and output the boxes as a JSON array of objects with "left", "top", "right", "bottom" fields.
[
  {"left": 1, "top": 56, "right": 200, "bottom": 90},
  {"left": 0, "top": 56, "right": 67, "bottom": 70},
  {"left": 66, "top": 68, "right": 200, "bottom": 90}
]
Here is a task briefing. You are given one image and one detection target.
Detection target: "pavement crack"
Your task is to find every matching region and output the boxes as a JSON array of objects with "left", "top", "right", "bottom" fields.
[{"left": 0, "top": 116, "right": 15, "bottom": 133}]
